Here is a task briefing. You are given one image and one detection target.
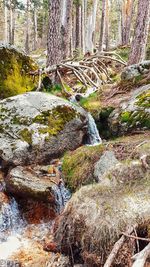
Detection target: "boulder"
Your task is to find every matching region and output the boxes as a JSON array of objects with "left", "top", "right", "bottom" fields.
[
  {"left": 0, "top": 92, "right": 87, "bottom": 166},
  {"left": 108, "top": 84, "right": 150, "bottom": 135},
  {"left": 54, "top": 158, "right": 150, "bottom": 266},
  {"left": 94, "top": 151, "right": 119, "bottom": 182},
  {"left": 0, "top": 45, "right": 38, "bottom": 99},
  {"left": 5, "top": 164, "right": 71, "bottom": 211},
  {"left": 121, "top": 60, "right": 150, "bottom": 81}
]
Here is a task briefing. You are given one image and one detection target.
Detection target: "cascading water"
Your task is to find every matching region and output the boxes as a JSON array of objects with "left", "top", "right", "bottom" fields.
[
  {"left": 87, "top": 113, "right": 102, "bottom": 145},
  {"left": 0, "top": 197, "right": 25, "bottom": 240},
  {"left": 70, "top": 92, "right": 102, "bottom": 145}
]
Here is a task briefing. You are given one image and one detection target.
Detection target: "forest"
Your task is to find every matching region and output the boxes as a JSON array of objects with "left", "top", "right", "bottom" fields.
[{"left": 0, "top": 0, "right": 150, "bottom": 266}]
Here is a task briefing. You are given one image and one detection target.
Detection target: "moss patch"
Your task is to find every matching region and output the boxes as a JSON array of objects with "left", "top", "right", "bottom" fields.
[
  {"left": 0, "top": 45, "right": 38, "bottom": 99},
  {"left": 33, "top": 105, "right": 78, "bottom": 137},
  {"left": 62, "top": 144, "right": 104, "bottom": 192},
  {"left": 19, "top": 128, "right": 33, "bottom": 144}
]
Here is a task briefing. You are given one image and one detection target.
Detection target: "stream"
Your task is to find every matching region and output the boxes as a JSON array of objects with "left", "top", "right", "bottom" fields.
[{"left": 0, "top": 111, "right": 101, "bottom": 266}]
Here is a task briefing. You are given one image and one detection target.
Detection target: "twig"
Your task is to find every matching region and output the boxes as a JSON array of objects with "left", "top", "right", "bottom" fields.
[
  {"left": 122, "top": 232, "right": 150, "bottom": 243},
  {"left": 103, "top": 225, "right": 136, "bottom": 267}
]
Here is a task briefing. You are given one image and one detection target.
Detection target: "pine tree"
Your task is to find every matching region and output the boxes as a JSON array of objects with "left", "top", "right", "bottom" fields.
[{"left": 128, "top": 0, "right": 150, "bottom": 65}]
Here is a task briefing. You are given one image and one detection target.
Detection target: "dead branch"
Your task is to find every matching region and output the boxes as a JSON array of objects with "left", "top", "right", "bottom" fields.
[
  {"left": 103, "top": 225, "right": 136, "bottom": 267},
  {"left": 122, "top": 232, "right": 150, "bottom": 242},
  {"left": 132, "top": 243, "right": 150, "bottom": 267},
  {"left": 57, "top": 69, "right": 72, "bottom": 96}
]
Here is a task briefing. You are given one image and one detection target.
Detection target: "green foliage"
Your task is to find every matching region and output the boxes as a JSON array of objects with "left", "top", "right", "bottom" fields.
[{"left": 80, "top": 92, "right": 102, "bottom": 118}]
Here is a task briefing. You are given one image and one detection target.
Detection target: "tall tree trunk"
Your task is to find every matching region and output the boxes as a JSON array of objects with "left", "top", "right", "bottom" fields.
[
  {"left": 33, "top": 4, "right": 38, "bottom": 51},
  {"left": 121, "top": 0, "right": 133, "bottom": 46},
  {"left": 61, "top": 0, "right": 73, "bottom": 59},
  {"left": 75, "top": 3, "right": 82, "bottom": 52},
  {"left": 25, "top": 0, "right": 30, "bottom": 54},
  {"left": 8, "top": 1, "right": 12, "bottom": 44},
  {"left": 128, "top": 0, "right": 150, "bottom": 65},
  {"left": 105, "top": 0, "right": 109, "bottom": 51},
  {"left": 47, "top": 0, "right": 61, "bottom": 66},
  {"left": 0, "top": 1, "right": 6, "bottom": 42},
  {"left": 85, "top": 0, "right": 98, "bottom": 53},
  {"left": 81, "top": 0, "right": 85, "bottom": 54},
  {"left": 11, "top": 7, "right": 15, "bottom": 45},
  {"left": 99, "top": 0, "right": 106, "bottom": 52}
]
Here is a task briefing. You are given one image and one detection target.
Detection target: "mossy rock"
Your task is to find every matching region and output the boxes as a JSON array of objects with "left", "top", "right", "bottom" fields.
[
  {"left": 0, "top": 92, "right": 87, "bottom": 166},
  {"left": 109, "top": 85, "right": 150, "bottom": 135},
  {"left": 0, "top": 45, "right": 38, "bottom": 99},
  {"left": 54, "top": 159, "right": 150, "bottom": 266},
  {"left": 62, "top": 144, "right": 104, "bottom": 192}
]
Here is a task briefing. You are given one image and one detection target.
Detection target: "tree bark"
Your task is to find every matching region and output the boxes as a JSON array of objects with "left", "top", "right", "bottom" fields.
[
  {"left": 128, "top": 0, "right": 150, "bottom": 65},
  {"left": 47, "top": 0, "right": 61, "bottom": 66},
  {"left": 75, "top": 2, "right": 82, "bottom": 52},
  {"left": 85, "top": 0, "right": 98, "bottom": 53},
  {"left": 61, "top": 0, "right": 73, "bottom": 59},
  {"left": 99, "top": 0, "right": 106, "bottom": 52},
  {"left": 33, "top": 4, "right": 38, "bottom": 51},
  {"left": 0, "top": 1, "right": 6, "bottom": 42},
  {"left": 25, "top": 0, "right": 30, "bottom": 54},
  {"left": 105, "top": 0, "right": 109, "bottom": 51},
  {"left": 121, "top": 0, "right": 133, "bottom": 46}
]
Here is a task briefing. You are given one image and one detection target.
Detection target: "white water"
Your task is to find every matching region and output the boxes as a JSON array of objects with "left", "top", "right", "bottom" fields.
[
  {"left": 0, "top": 184, "right": 71, "bottom": 260},
  {"left": 87, "top": 113, "right": 102, "bottom": 145}
]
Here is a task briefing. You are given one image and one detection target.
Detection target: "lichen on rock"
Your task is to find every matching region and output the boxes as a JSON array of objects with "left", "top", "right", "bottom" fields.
[
  {"left": 108, "top": 85, "right": 150, "bottom": 135},
  {"left": 0, "top": 92, "right": 87, "bottom": 166}
]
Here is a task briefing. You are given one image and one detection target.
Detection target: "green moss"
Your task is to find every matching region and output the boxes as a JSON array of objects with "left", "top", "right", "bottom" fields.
[
  {"left": 34, "top": 105, "right": 78, "bottom": 137},
  {"left": 0, "top": 46, "right": 38, "bottom": 99},
  {"left": 62, "top": 145, "right": 104, "bottom": 192},
  {"left": 19, "top": 128, "right": 33, "bottom": 144},
  {"left": 136, "top": 90, "right": 150, "bottom": 108},
  {"left": 121, "top": 111, "right": 131, "bottom": 123}
]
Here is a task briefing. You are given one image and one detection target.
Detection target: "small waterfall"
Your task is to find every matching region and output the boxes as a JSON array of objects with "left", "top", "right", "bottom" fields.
[
  {"left": 53, "top": 183, "right": 71, "bottom": 213},
  {"left": 0, "top": 197, "right": 26, "bottom": 242},
  {"left": 87, "top": 113, "right": 102, "bottom": 145}
]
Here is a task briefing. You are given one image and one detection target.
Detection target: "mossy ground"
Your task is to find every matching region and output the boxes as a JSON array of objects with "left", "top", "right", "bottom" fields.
[
  {"left": 0, "top": 46, "right": 38, "bottom": 99},
  {"left": 62, "top": 144, "right": 104, "bottom": 192},
  {"left": 79, "top": 92, "right": 102, "bottom": 118}
]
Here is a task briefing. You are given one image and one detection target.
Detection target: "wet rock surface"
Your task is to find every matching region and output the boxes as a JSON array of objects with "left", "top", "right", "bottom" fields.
[{"left": 0, "top": 92, "right": 87, "bottom": 166}]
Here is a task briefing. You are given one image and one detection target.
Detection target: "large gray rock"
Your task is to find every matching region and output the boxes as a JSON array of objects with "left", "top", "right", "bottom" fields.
[
  {"left": 121, "top": 60, "right": 150, "bottom": 80},
  {"left": 54, "top": 158, "right": 150, "bottom": 266},
  {"left": 0, "top": 92, "right": 87, "bottom": 166},
  {"left": 94, "top": 151, "right": 119, "bottom": 182},
  {"left": 108, "top": 85, "right": 150, "bottom": 135},
  {"left": 5, "top": 164, "right": 71, "bottom": 213}
]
